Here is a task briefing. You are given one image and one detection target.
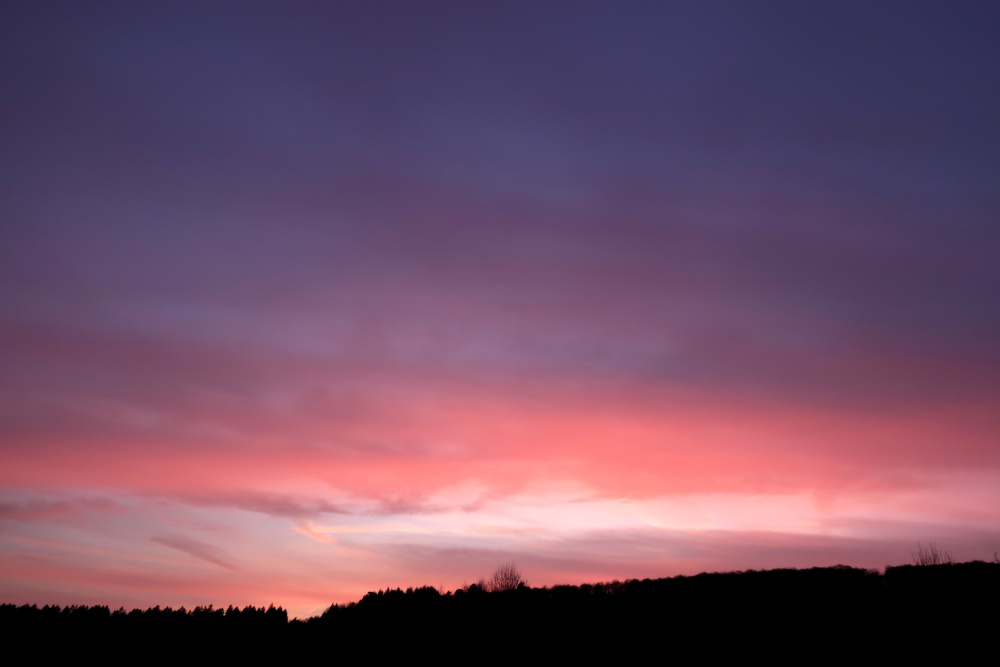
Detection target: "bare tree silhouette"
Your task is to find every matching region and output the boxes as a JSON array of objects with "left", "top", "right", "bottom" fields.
[{"left": 487, "top": 562, "right": 525, "bottom": 592}]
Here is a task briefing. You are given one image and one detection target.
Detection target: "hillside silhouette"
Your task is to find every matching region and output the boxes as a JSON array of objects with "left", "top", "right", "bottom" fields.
[{"left": 5, "top": 561, "right": 998, "bottom": 659}]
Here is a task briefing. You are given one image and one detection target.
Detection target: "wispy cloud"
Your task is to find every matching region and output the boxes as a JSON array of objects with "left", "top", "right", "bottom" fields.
[
  {"left": 0, "top": 496, "right": 119, "bottom": 521},
  {"left": 168, "top": 491, "right": 352, "bottom": 519},
  {"left": 151, "top": 536, "right": 240, "bottom": 572}
]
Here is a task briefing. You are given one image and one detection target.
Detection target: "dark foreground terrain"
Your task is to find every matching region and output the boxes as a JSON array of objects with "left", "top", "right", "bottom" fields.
[{"left": 6, "top": 561, "right": 998, "bottom": 660}]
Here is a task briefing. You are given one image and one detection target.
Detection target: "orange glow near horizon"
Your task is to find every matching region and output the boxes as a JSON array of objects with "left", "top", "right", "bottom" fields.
[{"left": 4, "top": 370, "right": 999, "bottom": 618}]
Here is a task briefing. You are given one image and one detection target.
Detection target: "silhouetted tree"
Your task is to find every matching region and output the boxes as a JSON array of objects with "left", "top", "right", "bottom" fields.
[{"left": 487, "top": 562, "right": 525, "bottom": 592}]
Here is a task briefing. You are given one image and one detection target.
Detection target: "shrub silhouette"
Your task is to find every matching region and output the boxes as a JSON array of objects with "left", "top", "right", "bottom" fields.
[{"left": 912, "top": 542, "right": 954, "bottom": 566}]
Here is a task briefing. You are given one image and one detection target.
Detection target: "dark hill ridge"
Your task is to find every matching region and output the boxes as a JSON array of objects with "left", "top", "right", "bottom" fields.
[{"left": 5, "top": 562, "right": 998, "bottom": 659}]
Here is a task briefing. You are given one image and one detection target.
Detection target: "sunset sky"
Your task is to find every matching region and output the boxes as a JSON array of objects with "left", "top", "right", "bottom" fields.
[{"left": 2, "top": 1, "right": 999, "bottom": 618}]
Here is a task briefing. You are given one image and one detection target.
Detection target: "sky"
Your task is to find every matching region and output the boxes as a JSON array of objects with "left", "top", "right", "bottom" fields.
[{"left": 2, "top": 1, "right": 999, "bottom": 618}]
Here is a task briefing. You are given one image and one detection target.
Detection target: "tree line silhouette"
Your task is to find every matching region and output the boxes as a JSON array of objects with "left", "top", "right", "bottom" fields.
[{"left": 5, "top": 561, "right": 998, "bottom": 659}]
